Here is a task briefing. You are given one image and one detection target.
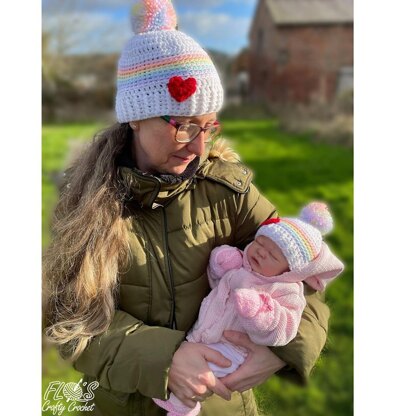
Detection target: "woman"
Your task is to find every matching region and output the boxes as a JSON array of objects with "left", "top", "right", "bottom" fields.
[{"left": 43, "top": 1, "right": 330, "bottom": 415}]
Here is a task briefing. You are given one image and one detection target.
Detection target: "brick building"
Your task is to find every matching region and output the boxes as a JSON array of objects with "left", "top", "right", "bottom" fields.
[{"left": 249, "top": 0, "right": 353, "bottom": 105}]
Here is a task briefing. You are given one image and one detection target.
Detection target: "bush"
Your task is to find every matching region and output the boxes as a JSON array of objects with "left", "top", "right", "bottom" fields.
[
  {"left": 269, "top": 92, "right": 354, "bottom": 147},
  {"left": 220, "top": 102, "right": 274, "bottom": 120}
]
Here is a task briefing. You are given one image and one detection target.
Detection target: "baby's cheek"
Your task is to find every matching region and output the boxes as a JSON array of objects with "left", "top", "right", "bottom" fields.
[{"left": 260, "top": 264, "right": 274, "bottom": 277}]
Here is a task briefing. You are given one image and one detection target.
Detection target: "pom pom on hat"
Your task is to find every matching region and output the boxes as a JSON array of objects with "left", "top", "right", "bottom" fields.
[
  {"left": 299, "top": 202, "right": 333, "bottom": 236},
  {"left": 256, "top": 202, "right": 334, "bottom": 271},
  {"left": 131, "top": 0, "right": 177, "bottom": 34}
]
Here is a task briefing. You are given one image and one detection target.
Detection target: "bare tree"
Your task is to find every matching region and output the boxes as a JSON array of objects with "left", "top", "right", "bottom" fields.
[
  {"left": 42, "top": 0, "right": 124, "bottom": 120},
  {"left": 43, "top": 0, "right": 127, "bottom": 55}
]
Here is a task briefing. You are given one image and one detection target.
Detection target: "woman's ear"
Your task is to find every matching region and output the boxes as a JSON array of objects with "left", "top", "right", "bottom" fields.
[{"left": 129, "top": 122, "right": 139, "bottom": 131}]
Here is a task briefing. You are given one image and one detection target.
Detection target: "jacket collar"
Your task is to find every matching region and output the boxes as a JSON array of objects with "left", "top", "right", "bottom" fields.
[{"left": 118, "top": 145, "right": 211, "bottom": 209}]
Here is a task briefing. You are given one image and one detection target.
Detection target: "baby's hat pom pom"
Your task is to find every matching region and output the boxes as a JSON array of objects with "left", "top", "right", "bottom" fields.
[
  {"left": 299, "top": 202, "right": 333, "bottom": 235},
  {"left": 131, "top": 0, "right": 177, "bottom": 34}
]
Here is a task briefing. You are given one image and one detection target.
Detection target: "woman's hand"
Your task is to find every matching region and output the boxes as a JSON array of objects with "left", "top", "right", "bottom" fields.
[
  {"left": 168, "top": 342, "right": 232, "bottom": 408},
  {"left": 220, "top": 330, "right": 287, "bottom": 392}
]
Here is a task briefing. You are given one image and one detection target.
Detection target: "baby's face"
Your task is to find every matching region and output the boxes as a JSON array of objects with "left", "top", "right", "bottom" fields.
[{"left": 247, "top": 236, "right": 290, "bottom": 277}]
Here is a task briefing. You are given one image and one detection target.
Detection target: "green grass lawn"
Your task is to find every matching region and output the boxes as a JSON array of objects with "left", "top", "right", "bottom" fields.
[{"left": 42, "top": 119, "right": 353, "bottom": 416}]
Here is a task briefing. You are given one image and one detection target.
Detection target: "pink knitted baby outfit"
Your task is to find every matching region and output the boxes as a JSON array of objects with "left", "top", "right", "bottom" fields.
[
  {"left": 155, "top": 241, "right": 344, "bottom": 416},
  {"left": 188, "top": 242, "right": 343, "bottom": 346}
]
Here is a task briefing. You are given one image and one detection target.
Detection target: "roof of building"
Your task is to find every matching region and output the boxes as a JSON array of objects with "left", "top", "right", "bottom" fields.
[{"left": 265, "top": 0, "right": 353, "bottom": 25}]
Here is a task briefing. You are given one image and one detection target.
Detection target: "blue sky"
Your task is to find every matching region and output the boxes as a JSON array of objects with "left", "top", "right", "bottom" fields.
[{"left": 42, "top": 0, "right": 258, "bottom": 56}]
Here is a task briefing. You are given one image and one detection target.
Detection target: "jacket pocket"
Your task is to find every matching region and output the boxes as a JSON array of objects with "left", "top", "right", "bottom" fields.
[
  {"left": 82, "top": 375, "right": 134, "bottom": 416},
  {"left": 94, "top": 385, "right": 130, "bottom": 406}
]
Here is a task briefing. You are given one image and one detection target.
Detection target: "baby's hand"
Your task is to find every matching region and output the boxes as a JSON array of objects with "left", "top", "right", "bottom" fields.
[
  {"left": 209, "top": 245, "right": 243, "bottom": 278},
  {"left": 234, "top": 289, "right": 277, "bottom": 332},
  {"left": 234, "top": 288, "right": 304, "bottom": 344},
  {"left": 234, "top": 288, "right": 270, "bottom": 318}
]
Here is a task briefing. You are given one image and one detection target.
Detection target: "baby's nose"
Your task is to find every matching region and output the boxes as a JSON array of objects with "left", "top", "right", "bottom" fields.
[{"left": 257, "top": 247, "right": 266, "bottom": 258}]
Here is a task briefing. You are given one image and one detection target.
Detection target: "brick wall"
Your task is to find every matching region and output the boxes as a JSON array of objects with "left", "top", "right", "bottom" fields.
[{"left": 249, "top": 6, "right": 353, "bottom": 105}]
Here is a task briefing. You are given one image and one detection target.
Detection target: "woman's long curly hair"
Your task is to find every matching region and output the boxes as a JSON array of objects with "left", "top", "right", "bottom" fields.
[
  {"left": 43, "top": 123, "right": 133, "bottom": 361},
  {"left": 43, "top": 121, "right": 237, "bottom": 362}
]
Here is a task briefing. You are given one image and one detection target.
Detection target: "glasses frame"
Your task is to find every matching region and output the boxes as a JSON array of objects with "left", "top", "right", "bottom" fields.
[{"left": 160, "top": 115, "right": 221, "bottom": 143}]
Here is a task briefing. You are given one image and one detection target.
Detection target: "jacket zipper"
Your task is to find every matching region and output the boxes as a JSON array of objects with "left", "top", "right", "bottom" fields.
[{"left": 162, "top": 207, "right": 177, "bottom": 330}]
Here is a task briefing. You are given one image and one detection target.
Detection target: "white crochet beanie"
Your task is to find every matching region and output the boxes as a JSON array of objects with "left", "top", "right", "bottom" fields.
[
  {"left": 115, "top": 0, "right": 224, "bottom": 122},
  {"left": 256, "top": 202, "right": 334, "bottom": 272}
]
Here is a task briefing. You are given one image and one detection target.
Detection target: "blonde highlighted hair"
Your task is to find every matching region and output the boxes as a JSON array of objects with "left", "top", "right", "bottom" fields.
[{"left": 43, "top": 123, "right": 133, "bottom": 360}]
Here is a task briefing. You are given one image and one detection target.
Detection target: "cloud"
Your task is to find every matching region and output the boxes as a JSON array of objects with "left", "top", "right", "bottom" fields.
[
  {"left": 42, "top": 0, "right": 252, "bottom": 14},
  {"left": 42, "top": 0, "right": 257, "bottom": 13},
  {"left": 179, "top": 11, "right": 251, "bottom": 54},
  {"left": 42, "top": 1, "right": 254, "bottom": 55},
  {"left": 174, "top": 0, "right": 224, "bottom": 7},
  {"left": 43, "top": 11, "right": 130, "bottom": 54},
  {"left": 43, "top": 0, "right": 132, "bottom": 13},
  {"left": 174, "top": 0, "right": 255, "bottom": 7}
]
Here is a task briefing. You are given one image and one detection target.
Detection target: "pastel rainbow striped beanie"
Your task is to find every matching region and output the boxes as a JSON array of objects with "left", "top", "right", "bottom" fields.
[
  {"left": 256, "top": 202, "right": 334, "bottom": 271},
  {"left": 115, "top": 0, "right": 224, "bottom": 122}
]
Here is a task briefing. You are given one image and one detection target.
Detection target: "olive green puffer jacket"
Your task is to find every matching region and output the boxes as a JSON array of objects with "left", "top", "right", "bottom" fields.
[{"left": 68, "top": 147, "right": 330, "bottom": 416}]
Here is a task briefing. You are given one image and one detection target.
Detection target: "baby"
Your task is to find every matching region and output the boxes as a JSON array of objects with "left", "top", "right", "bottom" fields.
[{"left": 154, "top": 202, "right": 344, "bottom": 416}]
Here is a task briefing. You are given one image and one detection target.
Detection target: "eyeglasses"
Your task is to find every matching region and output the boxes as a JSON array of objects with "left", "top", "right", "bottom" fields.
[{"left": 160, "top": 116, "right": 221, "bottom": 143}]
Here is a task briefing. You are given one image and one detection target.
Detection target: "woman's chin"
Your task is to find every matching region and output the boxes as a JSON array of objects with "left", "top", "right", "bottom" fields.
[
  {"left": 167, "top": 159, "right": 194, "bottom": 175},
  {"left": 164, "top": 164, "right": 188, "bottom": 175}
]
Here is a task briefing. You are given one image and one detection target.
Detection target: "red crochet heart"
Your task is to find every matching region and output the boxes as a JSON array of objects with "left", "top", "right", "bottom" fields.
[{"left": 167, "top": 76, "right": 197, "bottom": 102}]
